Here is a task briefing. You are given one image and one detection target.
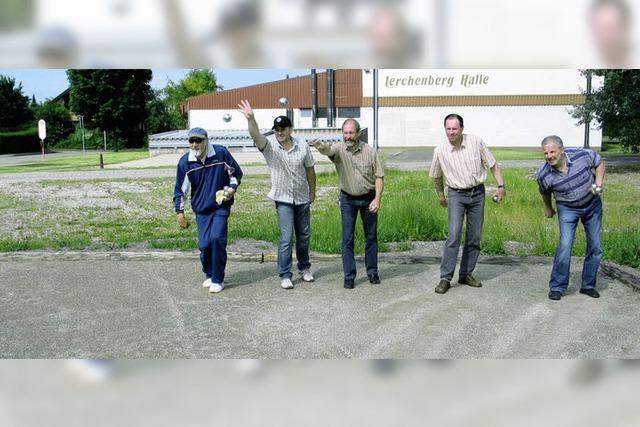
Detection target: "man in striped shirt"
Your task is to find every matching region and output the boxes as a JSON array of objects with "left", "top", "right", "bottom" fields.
[
  {"left": 536, "top": 135, "right": 605, "bottom": 301},
  {"left": 429, "top": 114, "right": 506, "bottom": 294},
  {"left": 239, "top": 100, "right": 317, "bottom": 290}
]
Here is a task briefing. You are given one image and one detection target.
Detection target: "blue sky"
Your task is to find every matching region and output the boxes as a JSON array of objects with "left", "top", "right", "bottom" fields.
[{"left": 0, "top": 69, "right": 311, "bottom": 102}]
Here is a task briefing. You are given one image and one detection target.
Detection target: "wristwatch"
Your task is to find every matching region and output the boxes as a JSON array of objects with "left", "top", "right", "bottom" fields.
[{"left": 497, "top": 184, "right": 505, "bottom": 189}]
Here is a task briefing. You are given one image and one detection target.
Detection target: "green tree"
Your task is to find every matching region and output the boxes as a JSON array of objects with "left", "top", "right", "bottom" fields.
[
  {"left": 163, "top": 69, "right": 222, "bottom": 128},
  {"left": 146, "top": 89, "right": 184, "bottom": 134},
  {"left": 574, "top": 69, "right": 640, "bottom": 153},
  {"left": 67, "top": 69, "right": 153, "bottom": 149},
  {"left": 35, "top": 101, "right": 75, "bottom": 147},
  {"left": 0, "top": 75, "right": 34, "bottom": 131}
]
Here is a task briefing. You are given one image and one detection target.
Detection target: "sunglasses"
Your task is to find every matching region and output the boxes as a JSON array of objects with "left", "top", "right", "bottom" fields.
[{"left": 189, "top": 138, "right": 204, "bottom": 144}]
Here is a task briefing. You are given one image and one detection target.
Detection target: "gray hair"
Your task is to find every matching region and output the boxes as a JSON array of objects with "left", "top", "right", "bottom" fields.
[
  {"left": 541, "top": 135, "right": 564, "bottom": 148},
  {"left": 341, "top": 118, "right": 361, "bottom": 133}
]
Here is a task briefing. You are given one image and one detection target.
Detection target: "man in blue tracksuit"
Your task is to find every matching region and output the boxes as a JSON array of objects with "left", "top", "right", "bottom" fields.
[{"left": 173, "top": 127, "right": 243, "bottom": 294}]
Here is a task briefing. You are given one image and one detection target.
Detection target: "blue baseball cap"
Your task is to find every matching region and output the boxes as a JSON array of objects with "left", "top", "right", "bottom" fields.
[{"left": 188, "top": 127, "right": 208, "bottom": 140}]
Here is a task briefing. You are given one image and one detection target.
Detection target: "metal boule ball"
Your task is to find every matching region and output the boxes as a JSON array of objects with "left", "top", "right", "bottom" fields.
[
  {"left": 278, "top": 97, "right": 289, "bottom": 107},
  {"left": 223, "top": 113, "right": 232, "bottom": 123}
]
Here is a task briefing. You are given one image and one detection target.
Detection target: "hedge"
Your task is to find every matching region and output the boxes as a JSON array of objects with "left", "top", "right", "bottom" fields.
[{"left": 0, "top": 127, "right": 41, "bottom": 154}]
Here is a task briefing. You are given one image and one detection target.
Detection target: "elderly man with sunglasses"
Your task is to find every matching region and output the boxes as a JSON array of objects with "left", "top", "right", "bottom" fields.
[{"left": 173, "top": 127, "right": 243, "bottom": 294}]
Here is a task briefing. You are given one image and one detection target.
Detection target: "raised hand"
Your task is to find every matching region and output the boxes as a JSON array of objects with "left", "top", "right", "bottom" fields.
[{"left": 238, "top": 99, "right": 254, "bottom": 119}]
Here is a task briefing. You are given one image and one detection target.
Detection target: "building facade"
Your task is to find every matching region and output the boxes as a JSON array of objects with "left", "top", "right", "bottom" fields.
[{"left": 183, "top": 69, "right": 601, "bottom": 148}]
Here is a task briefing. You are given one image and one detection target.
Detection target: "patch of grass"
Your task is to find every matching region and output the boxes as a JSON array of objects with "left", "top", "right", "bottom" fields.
[
  {"left": 1, "top": 168, "right": 638, "bottom": 269},
  {"left": 0, "top": 194, "right": 19, "bottom": 209},
  {"left": 489, "top": 148, "right": 542, "bottom": 161},
  {"left": 0, "top": 150, "right": 149, "bottom": 174}
]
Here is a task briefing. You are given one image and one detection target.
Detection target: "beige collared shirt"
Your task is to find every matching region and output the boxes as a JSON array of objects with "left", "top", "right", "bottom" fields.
[
  {"left": 323, "top": 141, "right": 384, "bottom": 196},
  {"left": 429, "top": 134, "right": 496, "bottom": 189}
]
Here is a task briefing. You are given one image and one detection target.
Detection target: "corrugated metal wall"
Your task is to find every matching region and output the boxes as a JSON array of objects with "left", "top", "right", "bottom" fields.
[{"left": 185, "top": 69, "right": 362, "bottom": 111}]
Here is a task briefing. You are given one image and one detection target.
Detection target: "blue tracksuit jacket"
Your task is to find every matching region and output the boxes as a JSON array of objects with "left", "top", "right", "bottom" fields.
[{"left": 173, "top": 143, "right": 243, "bottom": 214}]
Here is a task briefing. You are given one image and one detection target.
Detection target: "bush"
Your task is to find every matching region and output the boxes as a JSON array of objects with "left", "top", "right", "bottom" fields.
[
  {"left": 56, "top": 127, "right": 106, "bottom": 150},
  {"left": 0, "top": 128, "right": 40, "bottom": 154},
  {"left": 34, "top": 102, "right": 75, "bottom": 147}
]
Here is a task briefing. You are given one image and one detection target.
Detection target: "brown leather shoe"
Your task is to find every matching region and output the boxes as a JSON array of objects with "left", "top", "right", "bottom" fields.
[
  {"left": 435, "top": 279, "right": 450, "bottom": 294},
  {"left": 458, "top": 275, "right": 482, "bottom": 287}
]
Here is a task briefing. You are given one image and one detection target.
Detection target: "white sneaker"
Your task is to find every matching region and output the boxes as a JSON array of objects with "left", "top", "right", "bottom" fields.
[
  {"left": 209, "top": 282, "right": 224, "bottom": 293},
  {"left": 281, "top": 278, "right": 294, "bottom": 289},
  {"left": 300, "top": 269, "right": 315, "bottom": 282},
  {"left": 202, "top": 278, "right": 212, "bottom": 288}
]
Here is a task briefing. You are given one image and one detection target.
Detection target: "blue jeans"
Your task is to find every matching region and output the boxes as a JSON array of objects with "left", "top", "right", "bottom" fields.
[
  {"left": 549, "top": 197, "right": 603, "bottom": 293},
  {"left": 196, "top": 208, "right": 230, "bottom": 283},
  {"left": 340, "top": 191, "right": 378, "bottom": 281},
  {"left": 275, "top": 202, "right": 311, "bottom": 279},
  {"left": 440, "top": 185, "right": 485, "bottom": 281}
]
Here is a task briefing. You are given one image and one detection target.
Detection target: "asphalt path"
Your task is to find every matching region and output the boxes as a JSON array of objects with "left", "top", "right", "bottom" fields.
[{"left": 1, "top": 252, "right": 638, "bottom": 358}]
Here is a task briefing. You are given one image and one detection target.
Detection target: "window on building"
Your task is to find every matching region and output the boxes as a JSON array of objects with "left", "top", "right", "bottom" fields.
[
  {"left": 300, "top": 108, "right": 327, "bottom": 118},
  {"left": 300, "top": 107, "right": 360, "bottom": 118},
  {"left": 337, "top": 107, "right": 361, "bottom": 118}
]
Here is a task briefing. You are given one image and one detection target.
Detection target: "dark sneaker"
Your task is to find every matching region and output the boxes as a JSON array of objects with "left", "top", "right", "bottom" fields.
[
  {"left": 458, "top": 275, "right": 482, "bottom": 287},
  {"left": 548, "top": 291, "right": 562, "bottom": 301},
  {"left": 435, "top": 279, "right": 450, "bottom": 294},
  {"left": 579, "top": 288, "right": 600, "bottom": 298},
  {"left": 344, "top": 280, "right": 355, "bottom": 289},
  {"left": 369, "top": 274, "right": 381, "bottom": 284}
]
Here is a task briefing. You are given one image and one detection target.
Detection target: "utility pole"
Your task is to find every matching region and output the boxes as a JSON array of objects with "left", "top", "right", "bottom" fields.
[
  {"left": 373, "top": 69, "right": 379, "bottom": 151},
  {"left": 311, "top": 69, "right": 318, "bottom": 128},
  {"left": 583, "top": 70, "right": 592, "bottom": 149},
  {"left": 79, "top": 115, "right": 86, "bottom": 156}
]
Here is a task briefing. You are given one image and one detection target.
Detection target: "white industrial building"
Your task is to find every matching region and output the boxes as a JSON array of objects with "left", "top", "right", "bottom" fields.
[{"left": 177, "top": 69, "right": 601, "bottom": 149}]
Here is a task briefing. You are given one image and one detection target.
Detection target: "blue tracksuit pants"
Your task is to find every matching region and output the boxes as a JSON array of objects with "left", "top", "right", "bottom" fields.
[{"left": 196, "top": 209, "right": 230, "bottom": 283}]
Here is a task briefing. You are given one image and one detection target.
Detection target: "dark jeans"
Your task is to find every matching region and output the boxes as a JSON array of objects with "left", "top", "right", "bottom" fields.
[
  {"left": 440, "top": 185, "right": 485, "bottom": 281},
  {"left": 550, "top": 197, "right": 603, "bottom": 293},
  {"left": 340, "top": 191, "right": 378, "bottom": 281}
]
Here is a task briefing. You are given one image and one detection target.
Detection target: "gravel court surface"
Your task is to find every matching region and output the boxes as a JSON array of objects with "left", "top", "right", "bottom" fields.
[{"left": 1, "top": 254, "right": 638, "bottom": 358}]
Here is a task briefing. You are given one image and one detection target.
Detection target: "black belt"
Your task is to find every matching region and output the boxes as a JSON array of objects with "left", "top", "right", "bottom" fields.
[
  {"left": 448, "top": 184, "right": 484, "bottom": 193},
  {"left": 341, "top": 189, "right": 375, "bottom": 199}
]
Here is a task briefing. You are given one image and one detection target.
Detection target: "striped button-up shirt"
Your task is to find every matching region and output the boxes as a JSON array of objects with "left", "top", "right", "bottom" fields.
[
  {"left": 261, "top": 137, "right": 316, "bottom": 204},
  {"left": 429, "top": 134, "right": 496, "bottom": 189},
  {"left": 327, "top": 141, "right": 384, "bottom": 196},
  {"left": 536, "top": 148, "right": 602, "bottom": 208}
]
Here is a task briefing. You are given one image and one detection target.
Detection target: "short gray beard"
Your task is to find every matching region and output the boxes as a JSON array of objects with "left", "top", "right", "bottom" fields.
[
  {"left": 191, "top": 142, "right": 208, "bottom": 160},
  {"left": 345, "top": 139, "right": 357, "bottom": 147}
]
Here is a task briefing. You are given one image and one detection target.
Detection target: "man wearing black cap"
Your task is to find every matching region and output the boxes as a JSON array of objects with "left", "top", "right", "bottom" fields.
[
  {"left": 238, "top": 100, "right": 317, "bottom": 290},
  {"left": 173, "top": 127, "right": 243, "bottom": 294}
]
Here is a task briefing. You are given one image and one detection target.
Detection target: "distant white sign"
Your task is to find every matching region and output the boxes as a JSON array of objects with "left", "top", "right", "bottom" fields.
[{"left": 38, "top": 119, "right": 46, "bottom": 140}]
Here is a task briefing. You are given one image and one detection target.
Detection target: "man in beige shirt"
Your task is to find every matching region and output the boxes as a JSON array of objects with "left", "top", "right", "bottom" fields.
[
  {"left": 310, "top": 119, "right": 384, "bottom": 289},
  {"left": 429, "top": 114, "right": 506, "bottom": 294}
]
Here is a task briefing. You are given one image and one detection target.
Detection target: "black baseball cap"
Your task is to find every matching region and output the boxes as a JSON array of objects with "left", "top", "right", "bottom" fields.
[{"left": 272, "top": 116, "right": 292, "bottom": 129}]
